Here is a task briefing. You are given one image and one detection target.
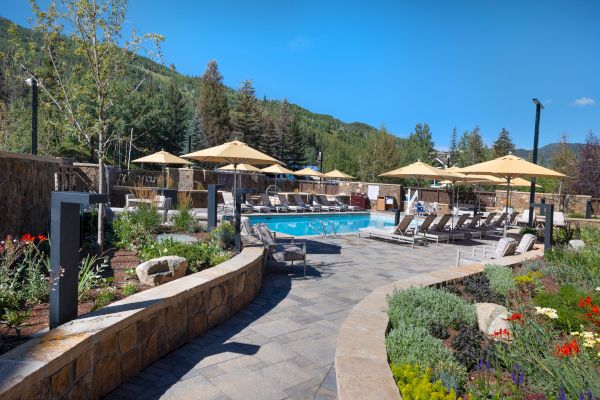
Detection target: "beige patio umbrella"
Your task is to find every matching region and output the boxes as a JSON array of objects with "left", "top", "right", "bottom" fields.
[
  {"left": 219, "top": 163, "right": 261, "bottom": 189},
  {"left": 261, "top": 164, "right": 296, "bottom": 194},
  {"left": 182, "top": 140, "right": 283, "bottom": 222},
  {"left": 132, "top": 149, "right": 192, "bottom": 188},
  {"left": 295, "top": 167, "right": 325, "bottom": 178},
  {"left": 322, "top": 169, "right": 355, "bottom": 180},
  {"left": 495, "top": 177, "right": 541, "bottom": 210},
  {"left": 460, "top": 154, "right": 568, "bottom": 235}
]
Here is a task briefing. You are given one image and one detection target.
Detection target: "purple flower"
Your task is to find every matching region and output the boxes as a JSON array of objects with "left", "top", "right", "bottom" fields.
[
  {"left": 511, "top": 364, "right": 524, "bottom": 386},
  {"left": 559, "top": 387, "right": 567, "bottom": 400}
]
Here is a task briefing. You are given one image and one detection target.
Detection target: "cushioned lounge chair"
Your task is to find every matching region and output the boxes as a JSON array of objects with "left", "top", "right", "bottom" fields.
[
  {"left": 315, "top": 195, "right": 344, "bottom": 212},
  {"left": 293, "top": 194, "right": 320, "bottom": 212},
  {"left": 334, "top": 196, "right": 360, "bottom": 211},
  {"left": 256, "top": 224, "right": 307, "bottom": 276},
  {"left": 260, "top": 193, "right": 287, "bottom": 213},
  {"left": 245, "top": 197, "right": 270, "bottom": 213},
  {"left": 453, "top": 213, "right": 483, "bottom": 239},
  {"left": 422, "top": 214, "right": 452, "bottom": 244},
  {"left": 359, "top": 214, "right": 427, "bottom": 249},
  {"left": 455, "top": 236, "right": 519, "bottom": 267},
  {"left": 278, "top": 194, "right": 305, "bottom": 213}
]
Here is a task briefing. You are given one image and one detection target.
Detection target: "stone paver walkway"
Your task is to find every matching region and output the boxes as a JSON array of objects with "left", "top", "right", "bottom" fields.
[{"left": 107, "top": 234, "right": 492, "bottom": 400}]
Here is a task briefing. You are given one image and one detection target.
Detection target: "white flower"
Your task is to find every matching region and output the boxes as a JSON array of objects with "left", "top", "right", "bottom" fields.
[
  {"left": 534, "top": 306, "right": 558, "bottom": 319},
  {"left": 596, "top": 287, "right": 600, "bottom": 292}
]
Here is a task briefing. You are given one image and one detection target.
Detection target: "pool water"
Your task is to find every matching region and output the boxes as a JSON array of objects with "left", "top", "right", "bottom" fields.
[{"left": 249, "top": 212, "right": 398, "bottom": 236}]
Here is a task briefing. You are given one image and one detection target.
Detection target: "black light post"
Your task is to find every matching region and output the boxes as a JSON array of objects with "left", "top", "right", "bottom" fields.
[
  {"left": 528, "top": 98, "right": 543, "bottom": 227},
  {"left": 26, "top": 75, "right": 38, "bottom": 155}
]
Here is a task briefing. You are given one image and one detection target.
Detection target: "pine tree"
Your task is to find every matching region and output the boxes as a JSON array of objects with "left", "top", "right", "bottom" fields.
[
  {"left": 186, "top": 110, "right": 207, "bottom": 152},
  {"left": 283, "top": 112, "right": 306, "bottom": 168},
  {"left": 493, "top": 128, "right": 515, "bottom": 157},
  {"left": 260, "top": 113, "right": 278, "bottom": 157},
  {"left": 466, "top": 126, "right": 486, "bottom": 165},
  {"left": 232, "top": 80, "right": 262, "bottom": 148},
  {"left": 449, "top": 127, "right": 459, "bottom": 166},
  {"left": 406, "top": 123, "right": 435, "bottom": 163},
  {"left": 160, "top": 81, "right": 189, "bottom": 154},
  {"left": 275, "top": 99, "right": 291, "bottom": 160},
  {"left": 198, "top": 60, "right": 230, "bottom": 146}
]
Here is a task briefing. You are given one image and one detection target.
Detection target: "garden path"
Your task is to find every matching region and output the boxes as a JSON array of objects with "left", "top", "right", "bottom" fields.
[{"left": 107, "top": 234, "right": 494, "bottom": 400}]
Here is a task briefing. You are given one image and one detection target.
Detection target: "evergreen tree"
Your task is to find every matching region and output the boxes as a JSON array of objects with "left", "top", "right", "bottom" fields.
[
  {"left": 260, "top": 113, "right": 278, "bottom": 157},
  {"left": 198, "top": 60, "right": 230, "bottom": 146},
  {"left": 283, "top": 112, "right": 306, "bottom": 168},
  {"left": 449, "top": 127, "right": 459, "bottom": 166},
  {"left": 405, "top": 123, "right": 435, "bottom": 163},
  {"left": 493, "top": 128, "right": 515, "bottom": 157},
  {"left": 160, "top": 80, "right": 189, "bottom": 154},
  {"left": 466, "top": 126, "right": 486, "bottom": 165},
  {"left": 186, "top": 110, "right": 207, "bottom": 152},
  {"left": 274, "top": 99, "right": 291, "bottom": 160},
  {"left": 232, "top": 80, "right": 262, "bottom": 148}
]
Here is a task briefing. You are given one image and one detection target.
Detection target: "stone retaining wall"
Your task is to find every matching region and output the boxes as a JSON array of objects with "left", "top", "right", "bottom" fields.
[
  {"left": 334, "top": 247, "right": 544, "bottom": 400},
  {"left": 0, "top": 246, "right": 264, "bottom": 400}
]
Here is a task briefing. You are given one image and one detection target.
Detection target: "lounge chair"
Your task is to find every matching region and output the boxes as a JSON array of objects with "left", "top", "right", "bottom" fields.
[
  {"left": 453, "top": 214, "right": 483, "bottom": 239},
  {"left": 260, "top": 193, "right": 288, "bottom": 213},
  {"left": 516, "top": 209, "right": 535, "bottom": 226},
  {"left": 278, "top": 194, "right": 305, "bottom": 213},
  {"left": 515, "top": 233, "right": 537, "bottom": 254},
  {"left": 421, "top": 214, "right": 452, "bottom": 244},
  {"left": 245, "top": 197, "right": 270, "bottom": 213},
  {"left": 455, "top": 236, "right": 519, "bottom": 267},
  {"left": 412, "top": 214, "right": 437, "bottom": 237},
  {"left": 293, "top": 194, "right": 320, "bottom": 212},
  {"left": 507, "top": 211, "right": 519, "bottom": 226},
  {"left": 317, "top": 195, "right": 344, "bottom": 212},
  {"left": 553, "top": 212, "right": 566, "bottom": 227},
  {"left": 218, "top": 191, "right": 234, "bottom": 213},
  {"left": 479, "top": 212, "right": 497, "bottom": 228},
  {"left": 359, "top": 214, "right": 427, "bottom": 249},
  {"left": 483, "top": 213, "right": 509, "bottom": 238},
  {"left": 256, "top": 224, "right": 307, "bottom": 276},
  {"left": 335, "top": 196, "right": 361, "bottom": 211}
]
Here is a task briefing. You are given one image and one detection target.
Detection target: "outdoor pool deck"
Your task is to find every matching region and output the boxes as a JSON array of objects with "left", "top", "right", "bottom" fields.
[{"left": 107, "top": 234, "right": 499, "bottom": 400}]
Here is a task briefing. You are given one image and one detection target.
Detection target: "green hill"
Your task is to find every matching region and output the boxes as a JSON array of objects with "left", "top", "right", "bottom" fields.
[{"left": 514, "top": 143, "right": 584, "bottom": 166}]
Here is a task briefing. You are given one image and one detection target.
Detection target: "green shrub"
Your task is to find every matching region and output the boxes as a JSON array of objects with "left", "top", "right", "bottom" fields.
[
  {"left": 386, "top": 324, "right": 467, "bottom": 388},
  {"left": 93, "top": 287, "right": 116, "bottom": 310},
  {"left": 140, "top": 239, "right": 232, "bottom": 272},
  {"left": 544, "top": 243, "right": 600, "bottom": 291},
  {"left": 113, "top": 206, "right": 161, "bottom": 248},
  {"left": 461, "top": 274, "right": 506, "bottom": 305},
  {"left": 534, "top": 285, "right": 599, "bottom": 332},
  {"left": 121, "top": 282, "right": 138, "bottom": 297},
  {"left": 390, "top": 363, "right": 464, "bottom": 400},
  {"left": 387, "top": 287, "right": 476, "bottom": 330},
  {"left": 210, "top": 223, "right": 235, "bottom": 250},
  {"left": 484, "top": 264, "right": 515, "bottom": 298},
  {"left": 78, "top": 255, "right": 108, "bottom": 301},
  {"left": 1, "top": 309, "right": 31, "bottom": 336}
]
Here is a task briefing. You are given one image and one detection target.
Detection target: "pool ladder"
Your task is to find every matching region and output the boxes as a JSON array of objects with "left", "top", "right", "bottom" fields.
[{"left": 309, "top": 219, "right": 340, "bottom": 238}]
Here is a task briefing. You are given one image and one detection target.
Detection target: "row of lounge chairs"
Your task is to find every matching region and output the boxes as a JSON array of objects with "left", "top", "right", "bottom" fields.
[{"left": 220, "top": 192, "right": 362, "bottom": 214}]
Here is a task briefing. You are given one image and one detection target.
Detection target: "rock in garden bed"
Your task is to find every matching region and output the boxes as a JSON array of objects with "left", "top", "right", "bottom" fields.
[{"left": 135, "top": 255, "right": 188, "bottom": 286}]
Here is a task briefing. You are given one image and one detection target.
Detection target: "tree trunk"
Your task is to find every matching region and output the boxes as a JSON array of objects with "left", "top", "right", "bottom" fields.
[{"left": 97, "top": 137, "right": 104, "bottom": 252}]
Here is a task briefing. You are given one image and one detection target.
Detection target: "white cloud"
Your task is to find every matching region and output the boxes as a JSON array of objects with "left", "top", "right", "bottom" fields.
[{"left": 573, "top": 97, "right": 595, "bottom": 106}]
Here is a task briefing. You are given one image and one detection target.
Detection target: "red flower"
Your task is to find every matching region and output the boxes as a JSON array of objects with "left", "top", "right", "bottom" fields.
[
  {"left": 556, "top": 339, "right": 580, "bottom": 357},
  {"left": 507, "top": 313, "right": 524, "bottom": 322},
  {"left": 37, "top": 234, "right": 47, "bottom": 242},
  {"left": 21, "top": 234, "right": 35, "bottom": 243},
  {"left": 492, "top": 329, "right": 511, "bottom": 338}
]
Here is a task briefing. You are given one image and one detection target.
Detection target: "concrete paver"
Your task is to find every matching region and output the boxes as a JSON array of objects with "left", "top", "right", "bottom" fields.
[{"left": 107, "top": 233, "right": 493, "bottom": 400}]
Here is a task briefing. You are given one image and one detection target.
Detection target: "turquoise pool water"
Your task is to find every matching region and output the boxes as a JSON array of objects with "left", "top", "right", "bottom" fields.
[{"left": 249, "top": 212, "right": 397, "bottom": 236}]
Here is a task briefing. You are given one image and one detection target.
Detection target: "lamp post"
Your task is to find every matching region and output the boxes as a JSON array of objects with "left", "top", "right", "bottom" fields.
[
  {"left": 528, "top": 98, "right": 543, "bottom": 227},
  {"left": 25, "top": 75, "right": 38, "bottom": 155}
]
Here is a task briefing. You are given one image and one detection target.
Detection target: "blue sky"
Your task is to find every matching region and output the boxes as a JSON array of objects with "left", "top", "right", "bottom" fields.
[{"left": 3, "top": 0, "right": 599, "bottom": 148}]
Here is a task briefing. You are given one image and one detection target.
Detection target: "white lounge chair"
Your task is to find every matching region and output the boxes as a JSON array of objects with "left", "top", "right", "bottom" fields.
[
  {"left": 335, "top": 196, "right": 360, "bottom": 211},
  {"left": 359, "top": 214, "right": 427, "bottom": 249},
  {"left": 553, "top": 212, "right": 566, "bottom": 227},
  {"left": 245, "top": 197, "right": 270, "bottom": 213},
  {"left": 278, "top": 194, "right": 305, "bottom": 213},
  {"left": 515, "top": 233, "right": 537, "bottom": 254},
  {"left": 456, "top": 236, "right": 518, "bottom": 266},
  {"left": 293, "top": 194, "right": 320, "bottom": 212},
  {"left": 516, "top": 209, "right": 535, "bottom": 226},
  {"left": 260, "top": 193, "right": 287, "bottom": 213},
  {"left": 316, "top": 195, "right": 344, "bottom": 212}
]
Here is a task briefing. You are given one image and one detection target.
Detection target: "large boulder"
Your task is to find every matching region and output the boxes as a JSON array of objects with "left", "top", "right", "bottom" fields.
[
  {"left": 476, "top": 302, "right": 510, "bottom": 337},
  {"left": 135, "top": 256, "right": 188, "bottom": 286},
  {"left": 569, "top": 239, "right": 585, "bottom": 251}
]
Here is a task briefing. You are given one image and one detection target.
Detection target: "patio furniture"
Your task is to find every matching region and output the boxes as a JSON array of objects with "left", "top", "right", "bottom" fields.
[
  {"left": 507, "top": 211, "right": 519, "bottom": 226},
  {"left": 278, "top": 194, "right": 305, "bottom": 213},
  {"left": 260, "top": 193, "right": 288, "bottom": 213},
  {"left": 359, "top": 214, "right": 427, "bottom": 249},
  {"left": 256, "top": 224, "right": 307, "bottom": 276},
  {"left": 422, "top": 214, "right": 452, "bottom": 244},
  {"left": 515, "top": 233, "right": 537, "bottom": 254},
  {"left": 516, "top": 209, "right": 534, "bottom": 226},
  {"left": 479, "top": 212, "right": 497, "bottom": 228},
  {"left": 293, "top": 193, "right": 321, "bottom": 212},
  {"left": 553, "top": 212, "right": 566, "bottom": 227},
  {"left": 483, "top": 213, "right": 509, "bottom": 238},
  {"left": 453, "top": 213, "right": 483, "bottom": 239},
  {"left": 455, "top": 236, "right": 519, "bottom": 266},
  {"left": 335, "top": 196, "right": 361, "bottom": 211},
  {"left": 412, "top": 214, "right": 437, "bottom": 237},
  {"left": 245, "top": 197, "right": 270, "bottom": 213},
  {"left": 318, "top": 195, "right": 345, "bottom": 212}
]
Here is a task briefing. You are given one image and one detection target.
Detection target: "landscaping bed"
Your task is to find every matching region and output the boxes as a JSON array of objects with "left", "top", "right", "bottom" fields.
[
  {"left": 0, "top": 200, "right": 234, "bottom": 356},
  {"left": 386, "top": 227, "right": 600, "bottom": 399}
]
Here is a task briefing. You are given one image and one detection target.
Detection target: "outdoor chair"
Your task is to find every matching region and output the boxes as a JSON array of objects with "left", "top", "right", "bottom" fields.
[
  {"left": 421, "top": 214, "right": 453, "bottom": 244},
  {"left": 278, "top": 193, "right": 305, "bottom": 212},
  {"left": 455, "top": 236, "right": 519, "bottom": 267},
  {"left": 516, "top": 209, "right": 534, "bottom": 226},
  {"left": 479, "top": 212, "right": 497, "bottom": 228},
  {"left": 515, "top": 233, "right": 537, "bottom": 254},
  {"left": 411, "top": 214, "right": 437, "bottom": 237},
  {"left": 318, "top": 195, "right": 345, "bottom": 212},
  {"left": 335, "top": 196, "right": 361, "bottom": 211},
  {"left": 293, "top": 193, "right": 321, "bottom": 212},
  {"left": 483, "top": 213, "right": 508, "bottom": 237},
  {"left": 553, "top": 212, "right": 566, "bottom": 227},
  {"left": 245, "top": 197, "right": 270, "bottom": 213},
  {"left": 453, "top": 213, "right": 483, "bottom": 239},
  {"left": 256, "top": 224, "right": 307, "bottom": 276},
  {"left": 359, "top": 214, "right": 427, "bottom": 249},
  {"left": 260, "top": 193, "right": 288, "bottom": 213},
  {"left": 218, "top": 191, "right": 234, "bottom": 213},
  {"left": 507, "top": 211, "right": 519, "bottom": 226}
]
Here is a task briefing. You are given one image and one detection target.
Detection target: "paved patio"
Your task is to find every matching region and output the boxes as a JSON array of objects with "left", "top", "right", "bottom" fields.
[{"left": 107, "top": 234, "right": 495, "bottom": 400}]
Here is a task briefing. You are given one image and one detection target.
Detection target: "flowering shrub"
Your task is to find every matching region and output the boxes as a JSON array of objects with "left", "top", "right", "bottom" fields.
[
  {"left": 535, "top": 285, "right": 599, "bottom": 331},
  {"left": 556, "top": 339, "right": 580, "bottom": 357},
  {"left": 534, "top": 306, "right": 559, "bottom": 319},
  {"left": 577, "top": 296, "right": 600, "bottom": 327},
  {"left": 390, "top": 363, "right": 465, "bottom": 400}
]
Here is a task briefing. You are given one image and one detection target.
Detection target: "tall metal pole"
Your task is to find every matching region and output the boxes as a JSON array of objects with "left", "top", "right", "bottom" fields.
[
  {"left": 30, "top": 76, "right": 38, "bottom": 155},
  {"left": 528, "top": 99, "right": 543, "bottom": 227}
]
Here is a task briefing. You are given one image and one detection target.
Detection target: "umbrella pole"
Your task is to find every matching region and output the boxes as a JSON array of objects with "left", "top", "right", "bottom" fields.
[{"left": 504, "top": 177, "right": 511, "bottom": 237}]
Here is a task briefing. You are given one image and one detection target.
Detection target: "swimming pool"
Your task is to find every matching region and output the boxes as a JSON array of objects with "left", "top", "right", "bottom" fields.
[{"left": 249, "top": 212, "right": 398, "bottom": 236}]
